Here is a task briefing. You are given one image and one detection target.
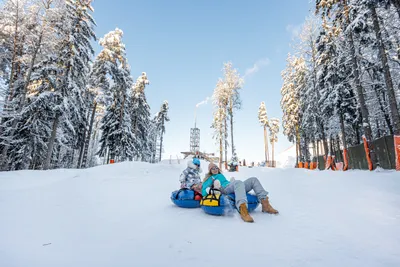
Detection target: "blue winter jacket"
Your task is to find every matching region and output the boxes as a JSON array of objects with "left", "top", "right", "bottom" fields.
[{"left": 202, "top": 173, "right": 230, "bottom": 196}]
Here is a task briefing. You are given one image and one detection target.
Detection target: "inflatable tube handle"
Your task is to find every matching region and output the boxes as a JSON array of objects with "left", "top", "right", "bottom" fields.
[{"left": 175, "top": 188, "right": 188, "bottom": 200}]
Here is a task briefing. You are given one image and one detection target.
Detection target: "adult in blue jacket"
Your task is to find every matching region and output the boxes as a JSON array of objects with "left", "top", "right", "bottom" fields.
[{"left": 202, "top": 162, "right": 278, "bottom": 223}]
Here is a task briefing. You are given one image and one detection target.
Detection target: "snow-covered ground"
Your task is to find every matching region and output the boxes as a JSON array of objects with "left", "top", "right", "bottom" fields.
[
  {"left": 276, "top": 144, "right": 296, "bottom": 168},
  {"left": 1, "top": 161, "right": 400, "bottom": 267}
]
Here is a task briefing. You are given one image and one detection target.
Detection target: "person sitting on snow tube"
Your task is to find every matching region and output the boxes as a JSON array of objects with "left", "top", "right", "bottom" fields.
[
  {"left": 179, "top": 158, "right": 203, "bottom": 195},
  {"left": 202, "top": 163, "right": 279, "bottom": 223}
]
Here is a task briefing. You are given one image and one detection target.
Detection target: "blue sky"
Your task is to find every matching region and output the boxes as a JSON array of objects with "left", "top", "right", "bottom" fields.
[{"left": 92, "top": 0, "right": 313, "bottom": 162}]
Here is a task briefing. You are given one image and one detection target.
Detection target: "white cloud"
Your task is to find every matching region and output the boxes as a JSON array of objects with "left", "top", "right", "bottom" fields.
[
  {"left": 244, "top": 58, "right": 270, "bottom": 79},
  {"left": 196, "top": 96, "right": 210, "bottom": 108}
]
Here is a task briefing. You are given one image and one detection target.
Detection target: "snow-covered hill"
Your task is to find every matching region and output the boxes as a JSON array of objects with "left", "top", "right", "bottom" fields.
[{"left": 1, "top": 161, "right": 399, "bottom": 267}]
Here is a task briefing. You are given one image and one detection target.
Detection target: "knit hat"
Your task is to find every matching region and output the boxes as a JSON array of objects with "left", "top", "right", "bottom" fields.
[{"left": 208, "top": 162, "right": 218, "bottom": 172}]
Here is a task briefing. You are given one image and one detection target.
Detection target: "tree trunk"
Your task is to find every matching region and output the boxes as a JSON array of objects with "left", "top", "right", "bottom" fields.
[
  {"left": 321, "top": 123, "right": 329, "bottom": 156},
  {"left": 295, "top": 140, "right": 299, "bottom": 167},
  {"left": 224, "top": 116, "right": 228, "bottom": 169},
  {"left": 77, "top": 109, "right": 90, "bottom": 168},
  {"left": 219, "top": 128, "right": 223, "bottom": 170},
  {"left": 264, "top": 125, "right": 268, "bottom": 165},
  {"left": 81, "top": 101, "right": 97, "bottom": 168},
  {"left": 265, "top": 125, "right": 270, "bottom": 164},
  {"left": 312, "top": 139, "right": 317, "bottom": 162},
  {"left": 372, "top": 81, "right": 393, "bottom": 135},
  {"left": 106, "top": 148, "right": 110, "bottom": 164},
  {"left": 229, "top": 108, "right": 235, "bottom": 155},
  {"left": 296, "top": 138, "right": 301, "bottom": 166},
  {"left": 339, "top": 112, "right": 348, "bottom": 151},
  {"left": 43, "top": 114, "right": 60, "bottom": 170},
  {"left": 370, "top": 5, "right": 400, "bottom": 135},
  {"left": 159, "top": 121, "right": 164, "bottom": 162},
  {"left": 271, "top": 140, "right": 275, "bottom": 167}
]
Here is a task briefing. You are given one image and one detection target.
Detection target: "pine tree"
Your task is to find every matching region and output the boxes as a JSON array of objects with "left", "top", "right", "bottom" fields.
[
  {"left": 358, "top": 0, "right": 400, "bottom": 134},
  {"left": 258, "top": 101, "right": 269, "bottom": 164},
  {"left": 80, "top": 53, "right": 111, "bottom": 168},
  {"left": 0, "top": 0, "right": 79, "bottom": 170},
  {"left": 154, "top": 100, "right": 169, "bottom": 162},
  {"left": 96, "top": 28, "right": 135, "bottom": 162},
  {"left": 43, "top": 0, "right": 96, "bottom": 170},
  {"left": 130, "top": 72, "right": 151, "bottom": 161},
  {"left": 281, "top": 54, "right": 305, "bottom": 164},
  {"left": 269, "top": 118, "right": 279, "bottom": 166},
  {"left": 223, "top": 62, "right": 243, "bottom": 157},
  {"left": 211, "top": 79, "right": 227, "bottom": 169},
  {"left": 297, "top": 16, "right": 329, "bottom": 156},
  {"left": 316, "top": 0, "right": 378, "bottom": 169}
]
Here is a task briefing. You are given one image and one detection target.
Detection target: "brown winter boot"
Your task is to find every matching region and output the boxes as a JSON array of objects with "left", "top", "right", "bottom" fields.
[
  {"left": 239, "top": 203, "right": 254, "bottom": 223},
  {"left": 261, "top": 197, "right": 279, "bottom": 214}
]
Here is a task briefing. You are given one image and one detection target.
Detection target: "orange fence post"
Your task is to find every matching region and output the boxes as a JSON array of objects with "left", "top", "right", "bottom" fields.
[
  {"left": 395, "top": 135, "right": 400, "bottom": 171},
  {"left": 362, "top": 136, "right": 373, "bottom": 171},
  {"left": 311, "top": 162, "right": 317, "bottom": 170},
  {"left": 343, "top": 149, "right": 349, "bottom": 171},
  {"left": 110, "top": 159, "right": 115, "bottom": 164},
  {"left": 304, "top": 162, "right": 309, "bottom": 169},
  {"left": 325, "top": 156, "right": 331, "bottom": 170}
]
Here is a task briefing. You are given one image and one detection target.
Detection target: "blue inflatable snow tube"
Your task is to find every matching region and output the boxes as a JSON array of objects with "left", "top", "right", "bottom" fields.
[
  {"left": 171, "top": 189, "right": 201, "bottom": 208},
  {"left": 201, "top": 193, "right": 260, "bottom": 216}
]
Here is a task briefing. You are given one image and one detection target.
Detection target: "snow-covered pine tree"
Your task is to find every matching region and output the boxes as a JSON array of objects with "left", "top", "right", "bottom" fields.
[
  {"left": 96, "top": 28, "right": 135, "bottom": 163},
  {"left": 258, "top": 101, "right": 269, "bottom": 164},
  {"left": 351, "top": 0, "right": 400, "bottom": 135},
  {"left": 154, "top": 100, "right": 169, "bottom": 162},
  {"left": 296, "top": 16, "right": 329, "bottom": 157},
  {"left": 147, "top": 117, "right": 158, "bottom": 163},
  {"left": 41, "top": 0, "right": 96, "bottom": 170},
  {"left": 363, "top": 0, "right": 400, "bottom": 134},
  {"left": 269, "top": 118, "right": 279, "bottom": 165},
  {"left": 281, "top": 54, "right": 306, "bottom": 164},
  {"left": 80, "top": 52, "right": 111, "bottom": 168},
  {"left": 211, "top": 79, "right": 227, "bottom": 169},
  {"left": 0, "top": 0, "right": 38, "bottom": 169},
  {"left": 223, "top": 62, "right": 243, "bottom": 156},
  {"left": 281, "top": 54, "right": 301, "bottom": 164},
  {"left": 130, "top": 72, "right": 151, "bottom": 161},
  {"left": 0, "top": 0, "right": 69, "bottom": 170},
  {"left": 316, "top": 22, "right": 361, "bottom": 161},
  {"left": 316, "top": 0, "right": 378, "bottom": 169}
]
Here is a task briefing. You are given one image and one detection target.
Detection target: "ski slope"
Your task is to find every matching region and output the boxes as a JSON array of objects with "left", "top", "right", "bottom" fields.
[{"left": 1, "top": 161, "right": 400, "bottom": 267}]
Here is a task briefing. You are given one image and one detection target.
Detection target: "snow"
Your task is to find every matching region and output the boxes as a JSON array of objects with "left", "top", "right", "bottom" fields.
[
  {"left": 1, "top": 161, "right": 400, "bottom": 267},
  {"left": 277, "top": 144, "right": 297, "bottom": 168}
]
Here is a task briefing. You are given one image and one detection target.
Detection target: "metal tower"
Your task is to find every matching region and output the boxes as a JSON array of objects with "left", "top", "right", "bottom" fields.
[
  {"left": 190, "top": 108, "right": 200, "bottom": 153},
  {"left": 190, "top": 126, "right": 200, "bottom": 153}
]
